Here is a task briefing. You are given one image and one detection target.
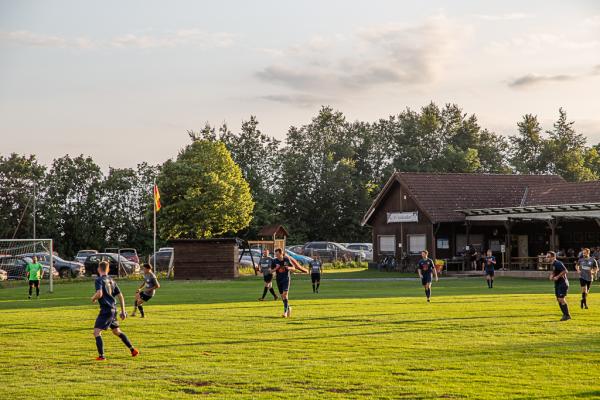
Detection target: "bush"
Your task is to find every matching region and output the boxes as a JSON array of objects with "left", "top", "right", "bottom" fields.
[{"left": 323, "top": 261, "right": 367, "bottom": 270}]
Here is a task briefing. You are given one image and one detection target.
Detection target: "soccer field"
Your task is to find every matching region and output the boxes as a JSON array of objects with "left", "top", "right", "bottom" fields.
[{"left": 1, "top": 270, "right": 600, "bottom": 399}]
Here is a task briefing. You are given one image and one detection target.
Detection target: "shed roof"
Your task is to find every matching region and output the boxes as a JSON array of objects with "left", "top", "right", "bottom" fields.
[{"left": 257, "top": 224, "right": 289, "bottom": 237}]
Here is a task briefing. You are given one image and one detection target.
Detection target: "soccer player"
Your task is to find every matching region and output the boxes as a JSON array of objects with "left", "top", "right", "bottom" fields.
[
  {"left": 25, "top": 256, "right": 43, "bottom": 299},
  {"left": 309, "top": 255, "right": 322, "bottom": 293},
  {"left": 547, "top": 251, "right": 571, "bottom": 321},
  {"left": 258, "top": 249, "right": 278, "bottom": 301},
  {"left": 481, "top": 249, "right": 496, "bottom": 288},
  {"left": 271, "top": 248, "right": 296, "bottom": 318},
  {"left": 575, "top": 248, "right": 598, "bottom": 309},
  {"left": 132, "top": 263, "right": 160, "bottom": 318},
  {"left": 92, "top": 261, "right": 139, "bottom": 360},
  {"left": 417, "top": 250, "right": 438, "bottom": 302}
]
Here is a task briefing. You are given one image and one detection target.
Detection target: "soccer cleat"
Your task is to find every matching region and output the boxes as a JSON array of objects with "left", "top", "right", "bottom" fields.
[
  {"left": 258, "top": 298, "right": 264, "bottom": 301},
  {"left": 427, "top": 298, "right": 431, "bottom": 303},
  {"left": 96, "top": 356, "right": 106, "bottom": 361},
  {"left": 585, "top": 304, "right": 589, "bottom": 310},
  {"left": 282, "top": 313, "right": 287, "bottom": 318},
  {"left": 131, "top": 312, "right": 137, "bottom": 317},
  {"left": 28, "top": 296, "right": 31, "bottom": 300},
  {"left": 560, "top": 315, "right": 571, "bottom": 321},
  {"left": 273, "top": 295, "right": 279, "bottom": 301},
  {"left": 131, "top": 348, "right": 139, "bottom": 357}
]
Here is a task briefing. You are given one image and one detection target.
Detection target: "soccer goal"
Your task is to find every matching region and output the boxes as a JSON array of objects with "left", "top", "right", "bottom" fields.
[{"left": 0, "top": 239, "right": 54, "bottom": 292}]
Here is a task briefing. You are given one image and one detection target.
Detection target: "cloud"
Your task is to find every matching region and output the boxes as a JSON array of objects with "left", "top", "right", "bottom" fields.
[
  {"left": 0, "top": 29, "right": 235, "bottom": 49},
  {"left": 259, "top": 93, "right": 333, "bottom": 108},
  {"left": 256, "top": 14, "right": 466, "bottom": 106},
  {"left": 508, "top": 65, "right": 600, "bottom": 88},
  {"left": 474, "top": 13, "right": 531, "bottom": 21},
  {"left": 583, "top": 15, "right": 600, "bottom": 28}
]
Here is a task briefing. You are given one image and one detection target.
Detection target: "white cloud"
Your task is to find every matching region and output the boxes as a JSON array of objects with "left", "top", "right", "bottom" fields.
[
  {"left": 508, "top": 65, "right": 600, "bottom": 88},
  {"left": 583, "top": 14, "right": 600, "bottom": 28},
  {"left": 0, "top": 29, "right": 235, "bottom": 49},
  {"left": 474, "top": 13, "right": 531, "bottom": 21}
]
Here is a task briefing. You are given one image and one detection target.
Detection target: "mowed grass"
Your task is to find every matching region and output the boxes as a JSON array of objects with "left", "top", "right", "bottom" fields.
[{"left": 2, "top": 269, "right": 600, "bottom": 399}]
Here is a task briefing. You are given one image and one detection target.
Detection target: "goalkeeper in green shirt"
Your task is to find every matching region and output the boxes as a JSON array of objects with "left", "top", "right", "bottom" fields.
[{"left": 26, "top": 256, "right": 43, "bottom": 299}]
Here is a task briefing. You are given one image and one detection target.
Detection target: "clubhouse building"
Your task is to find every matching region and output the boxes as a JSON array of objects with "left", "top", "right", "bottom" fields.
[{"left": 361, "top": 172, "right": 600, "bottom": 270}]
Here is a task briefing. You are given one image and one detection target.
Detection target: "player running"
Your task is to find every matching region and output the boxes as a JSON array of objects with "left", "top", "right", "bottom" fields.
[
  {"left": 309, "top": 255, "right": 322, "bottom": 293},
  {"left": 257, "top": 249, "right": 278, "bottom": 301},
  {"left": 547, "top": 251, "right": 571, "bottom": 321},
  {"left": 25, "top": 256, "right": 43, "bottom": 299},
  {"left": 481, "top": 249, "right": 496, "bottom": 288},
  {"left": 92, "top": 261, "right": 139, "bottom": 360},
  {"left": 132, "top": 263, "right": 160, "bottom": 318},
  {"left": 271, "top": 248, "right": 296, "bottom": 318},
  {"left": 417, "top": 250, "right": 438, "bottom": 302},
  {"left": 575, "top": 248, "right": 598, "bottom": 309}
]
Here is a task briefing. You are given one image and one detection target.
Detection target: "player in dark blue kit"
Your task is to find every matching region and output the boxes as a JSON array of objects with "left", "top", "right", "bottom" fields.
[
  {"left": 481, "top": 249, "right": 496, "bottom": 288},
  {"left": 271, "top": 248, "right": 297, "bottom": 318},
  {"left": 309, "top": 255, "right": 322, "bottom": 293},
  {"left": 417, "top": 250, "right": 438, "bottom": 302},
  {"left": 91, "top": 261, "right": 139, "bottom": 360},
  {"left": 575, "top": 248, "right": 598, "bottom": 309},
  {"left": 547, "top": 251, "right": 571, "bottom": 321}
]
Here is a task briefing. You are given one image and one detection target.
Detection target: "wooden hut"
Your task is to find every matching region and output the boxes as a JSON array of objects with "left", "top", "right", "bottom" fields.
[
  {"left": 169, "top": 238, "right": 239, "bottom": 280},
  {"left": 249, "top": 224, "right": 289, "bottom": 252}
]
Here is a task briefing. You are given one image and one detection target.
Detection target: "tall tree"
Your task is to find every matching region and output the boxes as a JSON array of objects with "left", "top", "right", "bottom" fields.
[
  {"left": 157, "top": 140, "right": 254, "bottom": 239},
  {"left": 509, "top": 114, "right": 548, "bottom": 174}
]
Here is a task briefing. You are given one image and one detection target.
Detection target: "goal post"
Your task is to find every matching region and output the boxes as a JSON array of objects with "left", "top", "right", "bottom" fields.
[{"left": 0, "top": 239, "right": 54, "bottom": 293}]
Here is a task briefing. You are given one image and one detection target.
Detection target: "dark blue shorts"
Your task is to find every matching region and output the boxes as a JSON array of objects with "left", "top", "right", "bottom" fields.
[
  {"left": 276, "top": 278, "right": 290, "bottom": 294},
  {"left": 485, "top": 269, "right": 495, "bottom": 277},
  {"left": 139, "top": 292, "right": 153, "bottom": 302},
  {"left": 94, "top": 310, "right": 119, "bottom": 330},
  {"left": 580, "top": 278, "right": 592, "bottom": 289},
  {"left": 311, "top": 273, "right": 321, "bottom": 283},
  {"left": 263, "top": 273, "right": 273, "bottom": 283},
  {"left": 421, "top": 275, "right": 432, "bottom": 286},
  {"left": 555, "top": 282, "right": 569, "bottom": 298}
]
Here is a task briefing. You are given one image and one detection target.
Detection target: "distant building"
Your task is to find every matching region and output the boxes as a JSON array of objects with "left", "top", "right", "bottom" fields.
[{"left": 361, "top": 172, "right": 600, "bottom": 269}]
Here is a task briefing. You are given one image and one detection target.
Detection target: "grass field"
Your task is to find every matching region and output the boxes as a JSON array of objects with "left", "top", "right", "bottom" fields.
[{"left": 2, "top": 269, "right": 600, "bottom": 399}]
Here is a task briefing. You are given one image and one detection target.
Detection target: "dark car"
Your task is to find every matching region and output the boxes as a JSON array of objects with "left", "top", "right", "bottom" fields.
[
  {"left": 84, "top": 253, "right": 140, "bottom": 276},
  {"left": 0, "top": 256, "right": 58, "bottom": 280},
  {"left": 20, "top": 252, "right": 85, "bottom": 278},
  {"left": 302, "top": 241, "right": 365, "bottom": 262},
  {"left": 149, "top": 249, "right": 173, "bottom": 271},
  {"left": 75, "top": 249, "right": 98, "bottom": 263}
]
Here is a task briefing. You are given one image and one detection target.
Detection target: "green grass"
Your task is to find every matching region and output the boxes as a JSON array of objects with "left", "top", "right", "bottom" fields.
[{"left": 1, "top": 271, "right": 600, "bottom": 399}]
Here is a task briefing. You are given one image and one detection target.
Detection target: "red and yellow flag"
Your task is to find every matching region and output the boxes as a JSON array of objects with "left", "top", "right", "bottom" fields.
[{"left": 153, "top": 184, "right": 161, "bottom": 212}]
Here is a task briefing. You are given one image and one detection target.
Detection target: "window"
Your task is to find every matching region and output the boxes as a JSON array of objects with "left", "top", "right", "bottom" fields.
[
  {"left": 436, "top": 238, "right": 449, "bottom": 249},
  {"left": 308, "top": 242, "right": 326, "bottom": 249},
  {"left": 378, "top": 235, "right": 395, "bottom": 254},
  {"left": 408, "top": 234, "right": 427, "bottom": 254}
]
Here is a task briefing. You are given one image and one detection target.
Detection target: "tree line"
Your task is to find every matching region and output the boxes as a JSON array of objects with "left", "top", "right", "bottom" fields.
[{"left": 2, "top": 103, "right": 599, "bottom": 256}]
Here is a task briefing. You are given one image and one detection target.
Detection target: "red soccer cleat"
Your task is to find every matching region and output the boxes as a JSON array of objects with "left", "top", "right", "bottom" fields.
[
  {"left": 131, "top": 348, "right": 139, "bottom": 357},
  {"left": 96, "top": 356, "right": 106, "bottom": 361}
]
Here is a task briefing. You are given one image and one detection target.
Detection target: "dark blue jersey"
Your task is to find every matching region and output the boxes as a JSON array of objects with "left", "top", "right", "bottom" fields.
[
  {"left": 310, "top": 260, "right": 322, "bottom": 274},
  {"left": 552, "top": 260, "right": 569, "bottom": 285},
  {"left": 417, "top": 258, "right": 435, "bottom": 277},
  {"left": 95, "top": 275, "right": 121, "bottom": 312},
  {"left": 271, "top": 257, "right": 292, "bottom": 281},
  {"left": 483, "top": 256, "right": 496, "bottom": 271}
]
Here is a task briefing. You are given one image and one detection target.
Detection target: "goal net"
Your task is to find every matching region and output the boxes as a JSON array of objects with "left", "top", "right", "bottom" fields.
[{"left": 0, "top": 239, "right": 54, "bottom": 292}]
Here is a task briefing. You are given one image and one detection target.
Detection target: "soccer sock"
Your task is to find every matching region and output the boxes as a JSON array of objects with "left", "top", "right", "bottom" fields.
[
  {"left": 316, "top": 283, "right": 320, "bottom": 291},
  {"left": 28, "top": 286, "right": 32, "bottom": 296},
  {"left": 95, "top": 336, "right": 104, "bottom": 356},
  {"left": 269, "top": 288, "right": 276, "bottom": 298},
  {"left": 425, "top": 288, "right": 431, "bottom": 299},
  {"left": 283, "top": 298, "right": 289, "bottom": 312},
  {"left": 261, "top": 287, "right": 268, "bottom": 299},
  {"left": 312, "top": 283, "right": 315, "bottom": 292},
  {"left": 137, "top": 305, "right": 145, "bottom": 317},
  {"left": 582, "top": 292, "right": 587, "bottom": 305},
  {"left": 118, "top": 333, "right": 133, "bottom": 350},
  {"left": 559, "top": 303, "right": 570, "bottom": 316},
  {"left": 490, "top": 279, "right": 493, "bottom": 288}
]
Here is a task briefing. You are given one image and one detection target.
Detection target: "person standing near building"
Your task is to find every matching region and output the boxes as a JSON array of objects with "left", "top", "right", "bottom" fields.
[
  {"left": 548, "top": 251, "right": 571, "bottom": 321},
  {"left": 417, "top": 250, "right": 438, "bottom": 302},
  {"left": 575, "top": 248, "right": 598, "bottom": 309},
  {"left": 481, "top": 249, "right": 496, "bottom": 288},
  {"left": 25, "top": 256, "right": 43, "bottom": 299}
]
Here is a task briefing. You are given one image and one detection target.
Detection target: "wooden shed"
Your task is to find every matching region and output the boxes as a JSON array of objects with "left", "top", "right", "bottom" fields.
[{"left": 169, "top": 238, "right": 239, "bottom": 280}]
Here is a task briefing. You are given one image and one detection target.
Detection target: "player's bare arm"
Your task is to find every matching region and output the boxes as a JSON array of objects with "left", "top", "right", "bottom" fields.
[
  {"left": 91, "top": 289, "right": 103, "bottom": 302},
  {"left": 117, "top": 292, "right": 127, "bottom": 319}
]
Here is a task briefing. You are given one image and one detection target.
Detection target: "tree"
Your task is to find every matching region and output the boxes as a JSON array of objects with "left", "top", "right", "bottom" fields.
[
  {"left": 509, "top": 114, "right": 548, "bottom": 174},
  {"left": 157, "top": 140, "right": 254, "bottom": 239}
]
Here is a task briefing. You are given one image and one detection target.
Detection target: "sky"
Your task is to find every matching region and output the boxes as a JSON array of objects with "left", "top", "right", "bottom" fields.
[{"left": 1, "top": 0, "right": 599, "bottom": 169}]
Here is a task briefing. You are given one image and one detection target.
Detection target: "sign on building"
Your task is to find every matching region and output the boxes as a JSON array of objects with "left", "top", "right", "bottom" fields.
[{"left": 387, "top": 211, "right": 418, "bottom": 223}]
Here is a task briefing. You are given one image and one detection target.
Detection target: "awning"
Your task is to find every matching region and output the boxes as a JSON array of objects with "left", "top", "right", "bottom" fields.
[{"left": 457, "top": 203, "right": 600, "bottom": 222}]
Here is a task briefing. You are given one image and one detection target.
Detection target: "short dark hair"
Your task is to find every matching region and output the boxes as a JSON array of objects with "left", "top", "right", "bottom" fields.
[
  {"left": 143, "top": 263, "right": 152, "bottom": 270},
  {"left": 274, "top": 248, "right": 282, "bottom": 254},
  {"left": 99, "top": 261, "right": 109, "bottom": 272},
  {"left": 547, "top": 251, "right": 556, "bottom": 258}
]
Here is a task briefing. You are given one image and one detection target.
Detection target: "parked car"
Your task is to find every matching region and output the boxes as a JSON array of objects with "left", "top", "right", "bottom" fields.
[
  {"left": 158, "top": 247, "right": 173, "bottom": 252},
  {"left": 284, "top": 249, "right": 313, "bottom": 266},
  {"left": 0, "top": 256, "right": 58, "bottom": 280},
  {"left": 239, "top": 249, "right": 262, "bottom": 267},
  {"left": 149, "top": 249, "right": 174, "bottom": 270},
  {"left": 302, "top": 242, "right": 365, "bottom": 262},
  {"left": 20, "top": 252, "right": 85, "bottom": 278},
  {"left": 84, "top": 253, "right": 140, "bottom": 276},
  {"left": 346, "top": 243, "right": 373, "bottom": 261},
  {"left": 286, "top": 245, "right": 305, "bottom": 255},
  {"left": 119, "top": 248, "right": 140, "bottom": 264},
  {"left": 75, "top": 249, "right": 97, "bottom": 263}
]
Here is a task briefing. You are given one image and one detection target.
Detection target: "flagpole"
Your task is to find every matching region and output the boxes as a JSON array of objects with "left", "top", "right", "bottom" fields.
[{"left": 153, "top": 178, "right": 157, "bottom": 272}]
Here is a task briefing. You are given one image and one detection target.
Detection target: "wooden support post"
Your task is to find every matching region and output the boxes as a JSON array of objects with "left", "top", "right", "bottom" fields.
[
  {"left": 504, "top": 220, "right": 512, "bottom": 270},
  {"left": 547, "top": 217, "right": 557, "bottom": 251},
  {"left": 464, "top": 221, "right": 471, "bottom": 271}
]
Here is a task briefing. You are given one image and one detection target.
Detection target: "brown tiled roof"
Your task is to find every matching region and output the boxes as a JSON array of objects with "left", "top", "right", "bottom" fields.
[
  {"left": 362, "top": 172, "right": 566, "bottom": 224},
  {"left": 523, "top": 181, "right": 600, "bottom": 206},
  {"left": 257, "top": 224, "right": 289, "bottom": 237}
]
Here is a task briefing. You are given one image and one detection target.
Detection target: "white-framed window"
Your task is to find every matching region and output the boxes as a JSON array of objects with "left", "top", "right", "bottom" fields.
[
  {"left": 378, "top": 235, "right": 395, "bottom": 254},
  {"left": 408, "top": 234, "right": 427, "bottom": 254}
]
